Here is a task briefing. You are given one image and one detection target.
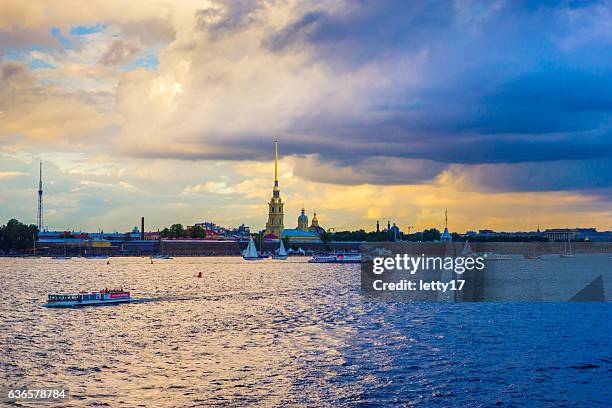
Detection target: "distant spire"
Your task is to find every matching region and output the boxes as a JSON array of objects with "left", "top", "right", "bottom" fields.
[
  {"left": 376, "top": 220, "right": 380, "bottom": 233},
  {"left": 445, "top": 208, "right": 448, "bottom": 229}
]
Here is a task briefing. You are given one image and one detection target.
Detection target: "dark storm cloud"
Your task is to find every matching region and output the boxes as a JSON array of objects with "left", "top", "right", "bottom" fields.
[
  {"left": 265, "top": 1, "right": 612, "bottom": 138},
  {"left": 257, "top": 0, "right": 612, "bottom": 193},
  {"left": 292, "top": 156, "right": 447, "bottom": 186},
  {"left": 264, "top": 1, "right": 452, "bottom": 65},
  {"left": 456, "top": 158, "right": 612, "bottom": 193},
  {"left": 107, "top": 1, "right": 612, "bottom": 195}
]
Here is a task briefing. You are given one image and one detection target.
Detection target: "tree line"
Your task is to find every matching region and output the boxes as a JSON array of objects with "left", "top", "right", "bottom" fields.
[
  {"left": 0, "top": 219, "right": 38, "bottom": 252},
  {"left": 160, "top": 224, "right": 206, "bottom": 239}
]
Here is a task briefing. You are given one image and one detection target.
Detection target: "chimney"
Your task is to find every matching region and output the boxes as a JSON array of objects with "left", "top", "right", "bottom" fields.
[{"left": 141, "top": 217, "right": 145, "bottom": 240}]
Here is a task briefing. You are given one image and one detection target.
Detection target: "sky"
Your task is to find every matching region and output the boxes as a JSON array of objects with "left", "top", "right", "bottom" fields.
[{"left": 0, "top": 0, "right": 611, "bottom": 233}]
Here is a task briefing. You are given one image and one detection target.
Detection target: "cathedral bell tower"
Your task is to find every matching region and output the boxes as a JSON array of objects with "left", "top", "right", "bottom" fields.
[{"left": 265, "top": 141, "right": 284, "bottom": 238}]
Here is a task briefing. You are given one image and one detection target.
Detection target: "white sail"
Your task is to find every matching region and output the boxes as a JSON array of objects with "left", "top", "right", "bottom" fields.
[
  {"left": 462, "top": 240, "right": 472, "bottom": 256},
  {"left": 278, "top": 240, "right": 287, "bottom": 256},
  {"left": 245, "top": 236, "right": 259, "bottom": 258}
]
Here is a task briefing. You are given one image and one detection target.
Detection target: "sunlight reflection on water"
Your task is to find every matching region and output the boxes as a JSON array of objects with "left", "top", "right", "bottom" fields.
[{"left": 0, "top": 257, "right": 609, "bottom": 407}]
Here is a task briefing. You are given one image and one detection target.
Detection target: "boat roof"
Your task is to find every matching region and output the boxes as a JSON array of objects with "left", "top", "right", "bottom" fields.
[{"left": 48, "top": 290, "right": 128, "bottom": 295}]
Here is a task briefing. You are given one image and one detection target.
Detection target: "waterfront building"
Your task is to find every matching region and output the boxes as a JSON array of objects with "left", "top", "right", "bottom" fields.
[
  {"left": 144, "top": 231, "right": 160, "bottom": 240},
  {"left": 574, "top": 228, "right": 612, "bottom": 242},
  {"left": 233, "top": 224, "right": 251, "bottom": 237},
  {"left": 282, "top": 207, "right": 323, "bottom": 243},
  {"left": 543, "top": 228, "right": 576, "bottom": 242},
  {"left": 542, "top": 228, "right": 612, "bottom": 242},
  {"left": 264, "top": 141, "right": 284, "bottom": 239},
  {"left": 283, "top": 228, "right": 322, "bottom": 244}
]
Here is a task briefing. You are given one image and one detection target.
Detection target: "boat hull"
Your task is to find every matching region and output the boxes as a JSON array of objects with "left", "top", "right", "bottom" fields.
[
  {"left": 43, "top": 298, "right": 135, "bottom": 308},
  {"left": 308, "top": 257, "right": 361, "bottom": 264}
]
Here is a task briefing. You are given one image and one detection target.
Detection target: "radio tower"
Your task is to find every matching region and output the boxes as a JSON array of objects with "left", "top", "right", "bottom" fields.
[{"left": 37, "top": 161, "right": 43, "bottom": 231}]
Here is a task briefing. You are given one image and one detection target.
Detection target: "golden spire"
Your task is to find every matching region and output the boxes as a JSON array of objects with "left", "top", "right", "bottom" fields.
[{"left": 274, "top": 140, "right": 278, "bottom": 185}]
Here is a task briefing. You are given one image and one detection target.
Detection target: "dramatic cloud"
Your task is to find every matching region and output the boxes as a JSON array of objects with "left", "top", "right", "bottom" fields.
[{"left": 1, "top": 1, "right": 611, "bottom": 231}]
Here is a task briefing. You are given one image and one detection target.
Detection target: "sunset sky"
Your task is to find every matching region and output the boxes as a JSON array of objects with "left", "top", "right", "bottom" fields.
[{"left": 1, "top": 1, "right": 611, "bottom": 233}]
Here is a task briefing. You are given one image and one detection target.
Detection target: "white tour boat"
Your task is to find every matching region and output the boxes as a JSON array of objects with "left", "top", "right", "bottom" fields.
[
  {"left": 43, "top": 289, "right": 134, "bottom": 308},
  {"left": 480, "top": 252, "right": 513, "bottom": 261},
  {"left": 151, "top": 254, "right": 172, "bottom": 259},
  {"left": 308, "top": 252, "right": 362, "bottom": 264}
]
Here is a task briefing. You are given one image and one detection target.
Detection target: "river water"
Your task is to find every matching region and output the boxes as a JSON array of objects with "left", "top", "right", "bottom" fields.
[{"left": 0, "top": 257, "right": 610, "bottom": 407}]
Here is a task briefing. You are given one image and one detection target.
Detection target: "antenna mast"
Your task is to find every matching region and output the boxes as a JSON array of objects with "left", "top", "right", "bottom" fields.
[{"left": 37, "top": 162, "right": 43, "bottom": 231}]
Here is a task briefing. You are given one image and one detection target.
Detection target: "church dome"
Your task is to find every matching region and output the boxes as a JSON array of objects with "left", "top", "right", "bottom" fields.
[
  {"left": 298, "top": 207, "right": 308, "bottom": 222},
  {"left": 297, "top": 207, "right": 309, "bottom": 231}
]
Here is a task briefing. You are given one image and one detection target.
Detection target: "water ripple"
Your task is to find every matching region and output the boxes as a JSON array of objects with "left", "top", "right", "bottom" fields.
[{"left": 0, "top": 257, "right": 609, "bottom": 407}]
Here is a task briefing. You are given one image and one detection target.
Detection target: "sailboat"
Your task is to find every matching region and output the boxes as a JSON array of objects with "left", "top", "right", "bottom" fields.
[
  {"left": 272, "top": 240, "right": 288, "bottom": 260},
  {"left": 560, "top": 239, "right": 575, "bottom": 258},
  {"left": 524, "top": 243, "right": 541, "bottom": 259},
  {"left": 461, "top": 240, "right": 473, "bottom": 256},
  {"left": 243, "top": 236, "right": 266, "bottom": 260}
]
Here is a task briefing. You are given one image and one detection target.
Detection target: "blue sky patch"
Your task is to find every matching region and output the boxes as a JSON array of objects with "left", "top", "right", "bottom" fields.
[
  {"left": 50, "top": 27, "right": 73, "bottom": 49},
  {"left": 131, "top": 54, "right": 159, "bottom": 70},
  {"left": 29, "top": 58, "right": 55, "bottom": 69},
  {"left": 69, "top": 23, "right": 107, "bottom": 36}
]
